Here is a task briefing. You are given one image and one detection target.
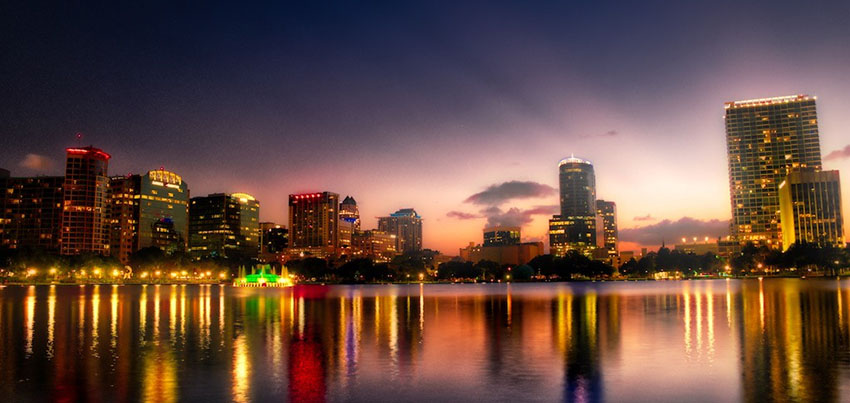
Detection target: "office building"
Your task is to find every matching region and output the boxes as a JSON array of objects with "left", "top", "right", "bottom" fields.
[
  {"left": 596, "top": 200, "right": 618, "bottom": 257},
  {"left": 378, "top": 208, "right": 422, "bottom": 253},
  {"left": 288, "top": 192, "right": 339, "bottom": 255},
  {"left": 778, "top": 169, "right": 844, "bottom": 250},
  {"left": 0, "top": 174, "right": 64, "bottom": 251},
  {"left": 352, "top": 230, "right": 397, "bottom": 262},
  {"left": 483, "top": 226, "right": 520, "bottom": 246},
  {"left": 189, "top": 193, "right": 259, "bottom": 259},
  {"left": 109, "top": 169, "right": 190, "bottom": 263},
  {"left": 725, "top": 95, "right": 823, "bottom": 248},
  {"left": 549, "top": 156, "right": 597, "bottom": 256},
  {"left": 459, "top": 241, "right": 544, "bottom": 266},
  {"left": 340, "top": 196, "right": 360, "bottom": 230},
  {"left": 61, "top": 146, "right": 111, "bottom": 255}
]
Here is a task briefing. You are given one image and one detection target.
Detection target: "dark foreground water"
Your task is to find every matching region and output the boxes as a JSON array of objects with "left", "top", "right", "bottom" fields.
[{"left": 2, "top": 280, "right": 850, "bottom": 402}]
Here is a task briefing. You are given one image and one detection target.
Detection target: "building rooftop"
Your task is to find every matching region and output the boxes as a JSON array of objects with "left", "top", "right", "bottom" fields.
[
  {"left": 558, "top": 155, "right": 592, "bottom": 166},
  {"left": 724, "top": 94, "right": 814, "bottom": 109},
  {"left": 342, "top": 195, "right": 357, "bottom": 205},
  {"left": 390, "top": 208, "right": 421, "bottom": 218}
]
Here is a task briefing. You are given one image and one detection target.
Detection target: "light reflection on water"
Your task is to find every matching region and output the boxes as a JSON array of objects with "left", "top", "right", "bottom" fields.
[{"left": 1, "top": 280, "right": 850, "bottom": 402}]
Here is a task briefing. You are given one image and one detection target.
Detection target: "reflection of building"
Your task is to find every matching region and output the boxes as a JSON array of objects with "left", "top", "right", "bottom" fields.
[
  {"left": 109, "top": 169, "right": 190, "bottom": 263},
  {"left": 189, "top": 193, "right": 259, "bottom": 259},
  {"left": 778, "top": 169, "right": 844, "bottom": 250},
  {"left": 596, "top": 200, "right": 617, "bottom": 256},
  {"left": 378, "top": 208, "right": 422, "bottom": 253},
  {"left": 288, "top": 192, "right": 340, "bottom": 255},
  {"left": 725, "top": 95, "right": 823, "bottom": 248},
  {"left": 352, "top": 230, "right": 397, "bottom": 262},
  {"left": 550, "top": 157, "right": 596, "bottom": 257},
  {"left": 259, "top": 222, "right": 288, "bottom": 262},
  {"left": 61, "top": 146, "right": 111, "bottom": 255},
  {"left": 483, "top": 226, "right": 520, "bottom": 246},
  {"left": 459, "top": 241, "right": 544, "bottom": 266},
  {"left": 0, "top": 174, "right": 64, "bottom": 251}
]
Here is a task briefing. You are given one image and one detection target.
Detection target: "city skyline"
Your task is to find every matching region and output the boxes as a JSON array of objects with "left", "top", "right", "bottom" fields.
[{"left": 2, "top": 2, "right": 850, "bottom": 254}]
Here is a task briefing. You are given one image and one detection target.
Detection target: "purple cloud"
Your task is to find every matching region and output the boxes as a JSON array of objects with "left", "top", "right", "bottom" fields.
[
  {"left": 465, "top": 181, "right": 555, "bottom": 205},
  {"left": 825, "top": 145, "right": 850, "bottom": 161},
  {"left": 18, "top": 154, "right": 53, "bottom": 171},
  {"left": 446, "top": 211, "right": 480, "bottom": 220},
  {"left": 620, "top": 217, "right": 729, "bottom": 245}
]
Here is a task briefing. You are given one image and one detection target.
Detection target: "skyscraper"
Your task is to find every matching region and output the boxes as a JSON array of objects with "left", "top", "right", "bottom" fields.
[
  {"left": 109, "top": 169, "right": 190, "bottom": 263},
  {"left": 549, "top": 156, "right": 597, "bottom": 256},
  {"left": 189, "top": 193, "right": 259, "bottom": 259},
  {"left": 61, "top": 146, "right": 111, "bottom": 255},
  {"left": 288, "top": 192, "right": 340, "bottom": 255},
  {"left": 378, "top": 208, "right": 422, "bottom": 253},
  {"left": 725, "top": 95, "right": 823, "bottom": 248},
  {"left": 596, "top": 200, "right": 618, "bottom": 257},
  {"left": 778, "top": 169, "right": 844, "bottom": 250},
  {"left": 339, "top": 196, "right": 360, "bottom": 230},
  {"left": 259, "top": 222, "right": 288, "bottom": 262}
]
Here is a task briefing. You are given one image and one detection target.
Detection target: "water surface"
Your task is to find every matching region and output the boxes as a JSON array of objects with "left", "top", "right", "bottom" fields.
[{"left": 2, "top": 280, "right": 849, "bottom": 402}]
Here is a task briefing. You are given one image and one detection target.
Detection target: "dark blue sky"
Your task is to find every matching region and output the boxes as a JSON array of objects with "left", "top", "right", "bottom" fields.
[{"left": 2, "top": 1, "right": 849, "bottom": 251}]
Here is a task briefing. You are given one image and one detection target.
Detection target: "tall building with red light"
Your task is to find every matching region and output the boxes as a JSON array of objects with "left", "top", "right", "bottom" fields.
[
  {"left": 61, "top": 146, "right": 111, "bottom": 255},
  {"left": 288, "top": 192, "right": 339, "bottom": 255}
]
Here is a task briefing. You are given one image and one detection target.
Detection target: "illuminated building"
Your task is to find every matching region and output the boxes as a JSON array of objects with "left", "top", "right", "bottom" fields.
[
  {"left": 288, "top": 192, "right": 339, "bottom": 255},
  {"left": 259, "top": 222, "right": 288, "bottom": 262},
  {"left": 109, "top": 169, "right": 190, "bottom": 263},
  {"left": 725, "top": 95, "right": 823, "bottom": 248},
  {"left": 61, "top": 146, "right": 111, "bottom": 255},
  {"left": 778, "top": 169, "right": 844, "bottom": 250},
  {"left": 339, "top": 196, "right": 360, "bottom": 230},
  {"left": 189, "top": 193, "right": 259, "bottom": 259},
  {"left": 483, "top": 226, "right": 520, "bottom": 246},
  {"left": 459, "top": 241, "right": 544, "bottom": 266},
  {"left": 673, "top": 237, "right": 720, "bottom": 255},
  {"left": 596, "top": 200, "right": 617, "bottom": 257},
  {"left": 377, "top": 208, "right": 422, "bottom": 253},
  {"left": 351, "top": 230, "right": 397, "bottom": 262},
  {"left": 549, "top": 156, "right": 596, "bottom": 256},
  {"left": 0, "top": 174, "right": 64, "bottom": 251}
]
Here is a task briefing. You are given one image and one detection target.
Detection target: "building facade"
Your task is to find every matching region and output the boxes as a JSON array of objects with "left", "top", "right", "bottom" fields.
[
  {"left": 377, "top": 208, "right": 422, "bottom": 253},
  {"left": 725, "top": 95, "right": 823, "bottom": 248},
  {"left": 549, "top": 156, "right": 597, "bottom": 256},
  {"left": 778, "top": 169, "right": 844, "bottom": 250},
  {"left": 0, "top": 175, "right": 64, "bottom": 251},
  {"left": 459, "top": 241, "right": 544, "bottom": 266},
  {"left": 109, "top": 169, "right": 190, "bottom": 263},
  {"left": 61, "top": 146, "right": 111, "bottom": 255},
  {"left": 189, "top": 193, "right": 259, "bottom": 259},
  {"left": 351, "top": 230, "right": 397, "bottom": 262},
  {"left": 596, "top": 200, "right": 618, "bottom": 257},
  {"left": 483, "top": 226, "right": 520, "bottom": 247},
  {"left": 259, "top": 222, "right": 288, "bottom": 262},
  {"left": 288, "top": 192, "right": 340, "bottom": 255}
]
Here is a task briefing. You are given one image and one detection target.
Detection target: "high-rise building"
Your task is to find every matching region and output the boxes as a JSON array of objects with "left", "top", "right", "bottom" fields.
[
  {"left": 61, "top": 146, "right": 111, "bottom": 255},
  {"left": 340, "top": 196, "right": 360, "bottom": 230},
  {"left": 0, "top": 174, "right": 64, "bottom": 251},
  {"left": 483, "top": 226, "right": 520, "bottom": 246},
  {"left": 778, "top": 169, "right": 844, "bottom": 250},
  {"left": 109, "top": 169, "right": 190, "bottom": 263},
  {"left": 288, "top": 192, "right": 339, "bottom": 255},
  {"left": 725, "top": 95, "right": 823, "bottom": 248},
  {"left": 596, "top": 200, "right": 618, "bottom": 257},
  {"left": 378, "top": 208, "right": 422, "bottom": 253},
  {"left": 189, "top": 193, "right": 259, "bottom": 259},
  {"left": 549, "top": 156, "right": 596, "bottom": 256}
]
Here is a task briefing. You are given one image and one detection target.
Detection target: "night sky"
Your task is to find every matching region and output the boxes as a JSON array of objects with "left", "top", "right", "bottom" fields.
[{"left": 2, "top": 1, "right": 849, "bottom": 254}]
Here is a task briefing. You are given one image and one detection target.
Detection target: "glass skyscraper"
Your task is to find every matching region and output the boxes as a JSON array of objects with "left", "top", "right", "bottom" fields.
[
  {"left": 189, "top": 193, "right": 259, "bottom": 259},
  {"left": 549, "top": 156, "right": 596, "bottom": 256},
  {"left": 778, "top": 169, "right": 844, "bottom": 250},
  {"left": 725, "top": 95, "right": 823, "bottom": 248},
  {"left": 61, "top": 146, "right": 111, "bottom": 255}
]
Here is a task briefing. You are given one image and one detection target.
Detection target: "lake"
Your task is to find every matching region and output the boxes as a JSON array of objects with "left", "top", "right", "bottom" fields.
[{"left": 1, "top": 280, "right": 849, "bottom": 402}]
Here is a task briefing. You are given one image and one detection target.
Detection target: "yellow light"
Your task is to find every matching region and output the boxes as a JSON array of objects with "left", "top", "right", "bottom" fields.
[
  {"left": 155, "top": 270, "right": 161, "bottom": 276},
  {"left": 27, "top": 269, "right": 37, "bottom": 276},
  {"left": 170, "top": 272, "right": 178, "bottom": 278},
  {"left": 112, "top": 269, "right": 120, "bottom": 277},
  {"left": 205, "top": 271, "right": 212, "bottom": 276},
  {"left": 80, "top": 270, "right": 87, "bottom": 276},
  {"left": 141, "top": 272, "right": 149, "bottom": 278},
  {"left": 93, "top": 269, "right": 101, "bottom": 276},
  {"left": 180, "top": 270, "right": 188, "bottom": 276},
  {"left": 219, "top": 272, "right": 227, "bottom": 279},
  {"left": 49, "top": 268, "right": 57, "bottom": 275}
]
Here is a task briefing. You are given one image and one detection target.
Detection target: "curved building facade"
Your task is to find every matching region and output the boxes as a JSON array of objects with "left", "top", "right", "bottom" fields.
[{"left": 550, "top": 156, "right": 597, "bottom": 257}]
